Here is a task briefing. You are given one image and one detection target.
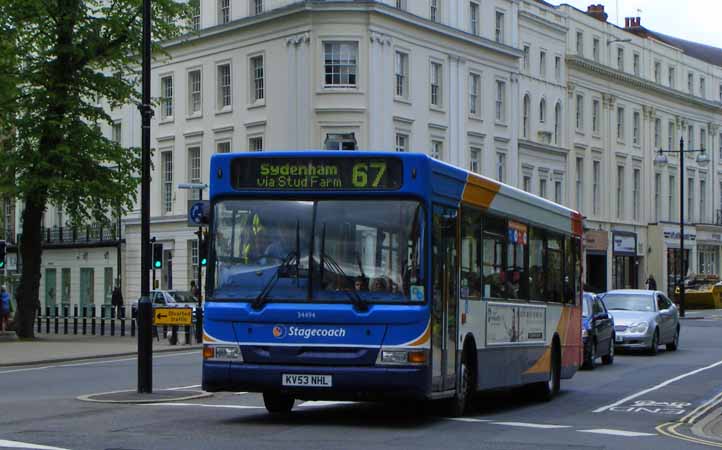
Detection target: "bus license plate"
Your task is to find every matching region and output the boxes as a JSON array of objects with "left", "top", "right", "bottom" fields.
[{"left": 282, "top": 374, "right": 332, "bottom": 387}]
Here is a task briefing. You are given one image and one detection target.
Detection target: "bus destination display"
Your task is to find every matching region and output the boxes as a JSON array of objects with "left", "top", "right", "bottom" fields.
[{"left": 231, "top": 157, "right": 403, "bottom": 190}]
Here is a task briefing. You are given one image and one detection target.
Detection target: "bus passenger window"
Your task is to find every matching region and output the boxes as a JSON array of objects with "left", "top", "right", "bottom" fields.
[
  {"left": 482, "top": 215, "right": 506, "bottom": 299},
  {"left": 564, "top": 236, "right": 576, "bottom": 304},
  {"left": 460, "top": 207, "right": 481, "bottom": 299},
  {"left": 546, "top": 234, "right": 564, "bottom": 303},
  {"left": 529, "top": 227, "right": 545, "bottom": 301},
  {"left": 506, "top": 221, "right": 528, "bottom": 300}
]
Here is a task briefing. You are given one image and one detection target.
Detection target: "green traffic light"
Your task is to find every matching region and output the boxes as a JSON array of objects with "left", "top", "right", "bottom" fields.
[
  {"left": 154, "top": 261, "right": 161, "bottom": 268},
  {"left": 200, "top": 258, "right": 207, "bottom": 266},
  {"left": 0, "top": 262, "right": 4, "bottom": 268}
]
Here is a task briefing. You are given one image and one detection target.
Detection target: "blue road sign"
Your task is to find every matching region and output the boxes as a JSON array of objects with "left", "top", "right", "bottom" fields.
[{"left": 188, "top": 200, "right": 209, "bottom": 227}]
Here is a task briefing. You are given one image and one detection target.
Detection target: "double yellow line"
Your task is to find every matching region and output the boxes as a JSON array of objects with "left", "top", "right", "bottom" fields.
[{"left": 657, "top": 392, "right": 722, "bottom": 447}]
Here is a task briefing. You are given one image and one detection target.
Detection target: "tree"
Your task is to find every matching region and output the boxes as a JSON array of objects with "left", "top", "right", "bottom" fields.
[{"left": 0, "top": 0, "right": 190, "bottom": 338}]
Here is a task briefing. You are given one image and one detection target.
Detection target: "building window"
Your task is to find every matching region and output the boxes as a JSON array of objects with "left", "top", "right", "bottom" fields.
[
  {"left": 161, "top": 150, "right": 173, "bottom": 214},
  {"left": 469, "top": 147, "right": 481, "bottom": 173},
  {"left": 249, "top": 136, "right": 264, "bottom": 152},
  {"left": 496, "top": 152, "right": 506, "bottom": 182},
  {"left": 554, "top": 102, "right": 561, "bottom": 144},
  {"left": 539, "top": 98, "right": 546, "bottom": 123},
  {"left": 217, "top": 63, "right": 231, "bottom": 109},
  {"left": 324, "top": 42, "right": 357, "bottom": 87},
  {"left": 395, "top": 51, "right": 409, "bottom": 98},
  {"left": 111, "top": 122, "right": 121, "bottom": 145},
  {"left": 668, "top": 121, "right": 675, "bottom": 151},
  {"left": 633, "top": 111, "right": 640, "bottom": 144},
  {"left": 592, "top": 38, "right": 599, "bottom": 62},
  {"left": 430, "top": 0, "right": 439, "bottom": 22},
  {"left": 633, "top": 53, "right": 640, "bottom": 76},
  {"left": 719, "top": 84, "right": 722, "bottom": 102},
  {"left": 430, "top": 62, "right": 442, "bottom": 107},
  {"left": 592, "top": 99, "right": 599, "bottom": 134},
  {"left": 555, "top": 56, "right": 561, "bottom": 81},
  {"left": 395, "top": 0, "right": 406, "bottom": 9},
  {"left": 250, "top": 55, "right": 264, "bottom": 102},
  {"left": 669, "top": 175, "right": 676, "bottom": 221},
  {"left": 539, "top": 51, "right": 546, "bottom": 78},
  {"left": 668, "top": 67, "right": 675, "bottom": 88},
  {"left": 523, "top": 45, "right": 530, "bottom": 72},
  {"left": 431, "top": 140, "right": 442, "bottom": 159},
  {"left": 575, "top": 94, "right": 583, "bottom": 130},
  {"left": 160, "top": 75, "right": 173, "bottom": 120},
  {"left": 593, "top": 161, "right": 600, "bottom": 215},
  {"left": 522, "top": 94, "right": 530, "bottom": 138},
  {"left": 700, "top": 128, "right": 707, "bottom": 150},
  {"left": 719, "top": 133, "right": 722, "bottom": 160},
  {"left": 217, "top": 141, "right": 231, "bottom": 153},
  {"left": 633, "top": 169, "right": 640, "bottom": 221},
  {"left": 554, "top": 180, "right": 562, "bottom": 204},
  {"left": 688, "top": 72, "right": 694, "bottom": 93},
  {"left": 252, "top": 0, "right": 263, "bottom": 15},
  {"left": 495, "top": 80, "right": 505, "bottom": 122},
  {"left": 395, "top": 133, "right": 408, "bottom": 152},
  {"left": 188, "top": 146, "right": 201, "bottom": 200},
  {"left": 655, "top": 173, "right": 661, "bottom": 221},
  {"left": 217, "top": 0, "right": 230, "bottom": 24},
  {"left": 617, "top": 47, "right": 624, "bottom": 72},
  {"left": 495, "top": 11, "right": 504, "bottom": 43},
  {"left": 616, "top": 165, "right": 624, "bottom": 219},
  {"left": 191, "top": 1, "right": 200, "bottom": 31},
  {"left": 469, "top": 73, "right": 480, "bottom": 116},
  {"left": 688, "top": 178, "right": 695, "bottom": 222},
  {"left": 188, "top": 69, "right": 202, "bottom": 115},
  {"left": 700, "top": 179, "right": 707, "bottom": 222},
  {"left": 576, "top": 31, "right": 583, "bottom": 55},
  {"left": 654, "top": 118, "right": 661, "bottom": 148},
  {"left": 699, "top": 246, "right": 718, "bottom": 275},
  {"left": 523, "top": 176, "right": 531, "bottom": 192},
  {"left": 688, "top": 125, "right": 694, "bottom": 150},
  {"left": 470, "top": 2, "right": 479, "bottom": 35},
  {"left": 700, "top": 77, "right": 706, "bottom": 97},
  {"left": 324, "top": 133, "right": 357, "bottom": 150},
  {"left": 654, "top": 61, "right": 661, "bottom": 83},
  {"left": 539, "top": 178, "right": 547, "bottom": 199},
  {"left": 617, "top": 107, "right": 624, "bottom": 141},
  {"left": 576, "top": 157, "right": 583, "bottom": 211}
]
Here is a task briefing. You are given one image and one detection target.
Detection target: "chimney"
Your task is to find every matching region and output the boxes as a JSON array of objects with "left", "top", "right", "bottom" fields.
[
  {"left": 625, "top": 17, "right": 630, "bottom": 28},
  {"left": 587, "top": 4, "right": 608, "bottom": 22},
  {"left": 625, "top": 16, "right": 642, "bottom": 29}
]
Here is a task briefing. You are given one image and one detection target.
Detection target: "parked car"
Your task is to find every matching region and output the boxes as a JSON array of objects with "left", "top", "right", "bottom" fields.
[
  {"left": 581, "top": 292, "right": 615, "bottom": 369},
  {"left": 131, "top": 290, "right": 199, "bottom": 317},
  {"left": 599, "top": 289, "right": 680, "bottom": 355}
]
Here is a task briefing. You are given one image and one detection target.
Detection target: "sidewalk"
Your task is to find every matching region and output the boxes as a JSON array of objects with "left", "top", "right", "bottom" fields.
[
  {"left": 680, "top": 308, "right": 722, "bottom": 320},
  {"left": 0, "top": 332, "right": 201, "bottom": 367}
]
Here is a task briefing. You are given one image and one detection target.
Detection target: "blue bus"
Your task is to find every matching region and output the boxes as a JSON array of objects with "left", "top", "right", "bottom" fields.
[{"left": 202, "top": 151, "right": 583, "bottom": 415}]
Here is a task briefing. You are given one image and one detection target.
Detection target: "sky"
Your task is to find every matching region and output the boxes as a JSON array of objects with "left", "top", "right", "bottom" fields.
[{"left": 557, "top": 0, "right": 722, "bottom": 48}]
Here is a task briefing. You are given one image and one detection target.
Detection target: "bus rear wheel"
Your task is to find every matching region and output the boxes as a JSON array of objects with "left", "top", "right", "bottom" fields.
[
  {"left": 533, "top": 343, "right": 560, "bottom": 402},
  {"left": 263, "top": 391, "right": 294, "bottom": 414}
]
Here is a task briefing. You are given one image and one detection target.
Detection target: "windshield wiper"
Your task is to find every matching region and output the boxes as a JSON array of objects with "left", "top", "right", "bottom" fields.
[
  {"left": 251, "top": 251, "right": 298, "bottom": 310},
  {"left": 317, "top": 228, "right": 368, "bottom": 312}
]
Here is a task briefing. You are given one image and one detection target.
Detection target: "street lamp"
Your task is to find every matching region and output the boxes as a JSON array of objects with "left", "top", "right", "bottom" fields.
[
  {"left": 654, "top": 137, "right": 709, "bottom": 317},
  {"left": 177, "top": 182, "right": 207, "bottom": 343}
]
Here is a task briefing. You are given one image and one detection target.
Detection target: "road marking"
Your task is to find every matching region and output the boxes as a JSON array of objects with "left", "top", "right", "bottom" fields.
[
  {"left": 0, "top": 351, "right": 198, "bottom": 374},
  {"left": 681, "top": 391, "right": 722, "bottom": 424},
  {"left": 166, "top": 384, "right": 202, "bottom": 391},
  {"left": 490, "top": 422, "right": 571, "bottom": 429},
  {"left": 298, "top": 401, "right": 355, "bottom": 408},
  {"left": 0, "top": 439, "right": 70, "bottom": 450},
  {"left": 447, "top": 418, "right": 491, "bottom": 423},
  {"left": 658, "top": 421, "right": 722, "bottom": 448},
  {"left": 593, "top": 358, "right": 722, "bottom": 413},
  {"left": 145, "top": 402, "right": 263, "bottom": 410},
  {"left": 233, "top": 392, "right": 249, "bottom": 395},
  {"left": 578, "top": 429, "right": 655, "bottom": 437}
]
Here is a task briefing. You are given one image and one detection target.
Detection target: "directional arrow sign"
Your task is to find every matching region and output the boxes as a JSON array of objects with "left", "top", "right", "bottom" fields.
[{"left": 153, "top": 307, "right": 193, "bottom": 326}]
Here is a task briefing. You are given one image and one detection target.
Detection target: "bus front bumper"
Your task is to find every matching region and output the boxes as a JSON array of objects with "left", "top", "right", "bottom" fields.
[{"left": 203, "top": 362, "right": 430, "bottom": 400}]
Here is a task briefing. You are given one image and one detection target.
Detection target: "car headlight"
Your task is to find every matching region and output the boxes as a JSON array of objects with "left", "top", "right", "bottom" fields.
[
  {"left": 629, "top": 322, "right": 649, "bottom": 334},
  {"left": 582, "top": 328, "right": 588, "bottom": 338}
]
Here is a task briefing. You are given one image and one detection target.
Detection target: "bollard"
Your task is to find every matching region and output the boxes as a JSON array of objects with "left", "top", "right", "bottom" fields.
[
  {"left": 36, "top": 308, "right": 41, "bottom": 334},
  {"left": 163, "top": 325, "right": 167, "bottom": 339},
  {"left": 45, "top": 306, "right": 51, "bottom": 334},
  {"left": 170, "top": 326, "right": 178, "bottom": 345},
  {"left": 82, "top": 305, "right": 87, "bottom": 335},
  {"left": 120, "top": 307, "right": 126, "bottom": 337},
  {"left": 91, "top": 306, "right": 96, "bottom": 335},
  {"left": 73, "top": 305, "right": 78, "bottom": 335},
  {"left": 184, "top": 325, "right": 191, "bottom": 345},
  {"left": 54, "top": 306, "right": 59, "bottom": 334},
  {"left": 100, "top": 305, "right": 105, "bottom": 336},
  {"left": 63, "top": 305, "right": 69, "bottom": 334},
  {"left": 130, "top": 307, "right": 136, "bottom": 337},
  {"left": 110, "top": 305, "right": 115, "bottom": 336}
]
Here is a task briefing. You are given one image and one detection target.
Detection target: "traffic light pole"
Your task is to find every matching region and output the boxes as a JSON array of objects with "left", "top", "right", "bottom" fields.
[{"left": 196, "top": 189, "right": 203, "bottom": 343}]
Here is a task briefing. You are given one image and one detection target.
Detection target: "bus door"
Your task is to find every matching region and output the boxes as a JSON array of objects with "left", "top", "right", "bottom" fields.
[{"left": 431, "top": 206, "right": 459, "bottom": 391}]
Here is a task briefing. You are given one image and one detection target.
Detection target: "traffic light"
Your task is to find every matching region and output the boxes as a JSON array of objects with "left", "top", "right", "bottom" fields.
[
  {"left": 199, "top": 232, "right": 208, "bottom": 266},
  {"left": 152, "top": 242, "right": 163, "bottom": 269},
  {"left": 0, "top": 240, "right": 5, "bottom": 269}
]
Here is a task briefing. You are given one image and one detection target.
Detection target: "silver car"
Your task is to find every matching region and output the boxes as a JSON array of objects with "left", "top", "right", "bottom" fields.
[{"left": 600, "top": 290, "right": 680, "bottom": 355}]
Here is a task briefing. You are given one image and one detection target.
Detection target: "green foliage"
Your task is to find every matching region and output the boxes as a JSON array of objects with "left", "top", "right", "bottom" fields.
[{"left": 0, "top": 0, "right": 192, "bottom": 224}]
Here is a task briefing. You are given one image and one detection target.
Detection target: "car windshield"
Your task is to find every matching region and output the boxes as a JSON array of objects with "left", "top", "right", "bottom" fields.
[
  {"left": 170, "top": 291, "right": 197, "bottom": 303},
  {"left": 212, "top": 199, "right": 425, "bottom": 304},
  {"left": 600, "top": 293, "right": 654, "bottom": 312}
]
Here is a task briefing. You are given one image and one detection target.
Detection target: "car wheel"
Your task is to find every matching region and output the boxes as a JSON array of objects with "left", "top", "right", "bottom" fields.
[
  {"left": 602, "top": 336, "right": 614, "bottom": 365},
  {"left": 448, "top": 352, "right": 475, "bottom": 417},
  {"left": 583, "top": 340, "right": 596, "bottom": 370},
  {"left": 263, "top": 391, "right": 294, "bottom": 414},
  {"left": 666, "top": 326, "right": 679, "bottom": 351},
  {"left": 648, "top": 329, "right": 659, "bottom": 356}
]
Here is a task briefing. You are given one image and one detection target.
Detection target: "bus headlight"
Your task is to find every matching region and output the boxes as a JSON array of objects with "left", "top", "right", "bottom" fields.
[
  {"left": 376, "top": 348, "right": 428, "bottom": 366},
  {"left": 203, "top": 344, "right": 243, "bottom": 361}
]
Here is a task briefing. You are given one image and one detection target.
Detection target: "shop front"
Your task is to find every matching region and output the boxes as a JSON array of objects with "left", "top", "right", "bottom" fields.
[
  {"left": 584, "top": 230, "right": 608, "bottom": 293},
  {"left": 661, "top": 225, "right": 697, "bottom": 298},
  {"left": 612, "top": 231, "right": 638, "bottom": 289}
]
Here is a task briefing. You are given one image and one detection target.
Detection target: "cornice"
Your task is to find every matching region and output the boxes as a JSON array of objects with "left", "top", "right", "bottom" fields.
[
  {"left": 518, "top": 10, "right": 567, "bottom": 35},
  {"left": 567, "top": 56, "right": 722, "bottom": 113},
  {"left": 518, "top": 138, "right": 569, "bottom": 156}
]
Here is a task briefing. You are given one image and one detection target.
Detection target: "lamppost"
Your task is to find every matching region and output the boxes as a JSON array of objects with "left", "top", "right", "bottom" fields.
[
  {"left": 654, "top": 137, "right": 710, "bottom": 317},
  {"left": 178, "top": 182, "right": 207, "bottom": 343}
]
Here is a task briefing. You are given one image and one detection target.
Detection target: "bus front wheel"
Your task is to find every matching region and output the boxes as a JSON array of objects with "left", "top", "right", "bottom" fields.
[
  {"left": 448, "top": 352, "right": 475, "bottom": 416},
  {"left": 263, "top": 391, "right": 295, "bottom": 414}
]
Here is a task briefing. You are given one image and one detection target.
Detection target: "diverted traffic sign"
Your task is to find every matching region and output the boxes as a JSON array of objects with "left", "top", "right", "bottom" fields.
[{"left": 153, "top": 307, "right": 193, "bottom": 326}]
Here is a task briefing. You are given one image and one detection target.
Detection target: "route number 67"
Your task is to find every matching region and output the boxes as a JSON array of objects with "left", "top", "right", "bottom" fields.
[{"left": 352, "top": 162, "right": 387, "bottom": 188}]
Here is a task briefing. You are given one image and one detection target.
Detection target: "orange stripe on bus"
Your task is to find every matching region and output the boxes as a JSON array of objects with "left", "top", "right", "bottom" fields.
[
  {"left": 408, "top": 321, "right": 431, "bottom": 346},
  {"left": 523, "top": 309, "right": 571, "bottom": 375},
  {"left": 462, "top": 174, "right": 501, "bottom": 209}
]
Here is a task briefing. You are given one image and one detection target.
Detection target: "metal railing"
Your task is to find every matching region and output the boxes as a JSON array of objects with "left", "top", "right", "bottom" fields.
[{"left": 41, "top": 223, "right": 121, "bottom": 245}]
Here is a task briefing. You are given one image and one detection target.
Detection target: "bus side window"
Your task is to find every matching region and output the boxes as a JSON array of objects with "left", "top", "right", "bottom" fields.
[
  {"left": 564, "top": 236, "right": 574, "bottom": 304},
  {"left": 529, "top": 227, "right": 545, "bottom": 301},
  {"left": 482, "top": 215, "right": 506, "bottom": 299},
  {"left": 546, "top": 233, "right": 564, "bottom": 303},
  {"left": 460, "top": 206, "right": 482, "bottom": 300}
]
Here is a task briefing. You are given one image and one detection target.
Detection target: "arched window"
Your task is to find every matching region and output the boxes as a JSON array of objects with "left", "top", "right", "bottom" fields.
[
  {"left": 540, "top": 98, "right": 547, "bottom": 123},
  {"left": 554, "top": 102, "right": 562, "bottom": 145},
  {"left": 523, "top": 94, "right": 530, "bottom": 138}
]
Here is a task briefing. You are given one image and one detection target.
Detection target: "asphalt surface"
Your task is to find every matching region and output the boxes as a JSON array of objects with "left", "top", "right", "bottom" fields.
[{"left": 2, "top": 318, "right": 722, "bottom": 450}]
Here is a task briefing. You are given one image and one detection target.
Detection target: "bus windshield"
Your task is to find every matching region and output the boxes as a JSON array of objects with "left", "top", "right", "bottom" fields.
[{"left": 213, "top": 199, "right": 424, "bottom": 304}]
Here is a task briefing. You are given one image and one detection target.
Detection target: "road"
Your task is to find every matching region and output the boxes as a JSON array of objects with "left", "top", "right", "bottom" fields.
[{"left": 2, "top": 318, "right": 722, "bottom": 450}]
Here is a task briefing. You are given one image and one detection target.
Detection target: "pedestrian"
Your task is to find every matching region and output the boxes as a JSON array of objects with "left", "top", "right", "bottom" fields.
[
  {"left": 111, "top": 282, "right": 124, "bottom": 318},
  {"left": 0, "top": 286, "right": 10, "bottom": 333},
  {"left": 646, "top": 274, "right": 657, "bottom": 291},
  {"left": 190, "top": 280, "right": 201, "bottom": 301}
]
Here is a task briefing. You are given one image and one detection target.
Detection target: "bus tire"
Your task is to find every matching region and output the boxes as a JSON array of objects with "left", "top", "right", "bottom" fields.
[
  {"left": 534, "top": 340, "right": 560, "bottom": 402},
  {"left": 263, "top": 391, "right": 294, "bottom": 414},
  {"left": 448, "top": 349, "right": 475, "bottom": 417}
]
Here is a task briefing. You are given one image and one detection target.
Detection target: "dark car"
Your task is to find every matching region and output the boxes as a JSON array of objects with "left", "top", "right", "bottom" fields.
[{"left": 582, "top": 292, "right": 615, "bottom": 369}]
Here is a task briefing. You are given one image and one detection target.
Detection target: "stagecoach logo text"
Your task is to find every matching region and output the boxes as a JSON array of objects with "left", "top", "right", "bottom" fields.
[
  {"left": 257, "top": 163, "right": 342, "bottom": 189},
  {"left": 272, "top": 325, "right": 347, "bottom": 339}
]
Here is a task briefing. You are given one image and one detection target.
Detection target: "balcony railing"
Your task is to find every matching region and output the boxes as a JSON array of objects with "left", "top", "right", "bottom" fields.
[{"left": 40, "top": 223, "right": 121, "bottom": 245}]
